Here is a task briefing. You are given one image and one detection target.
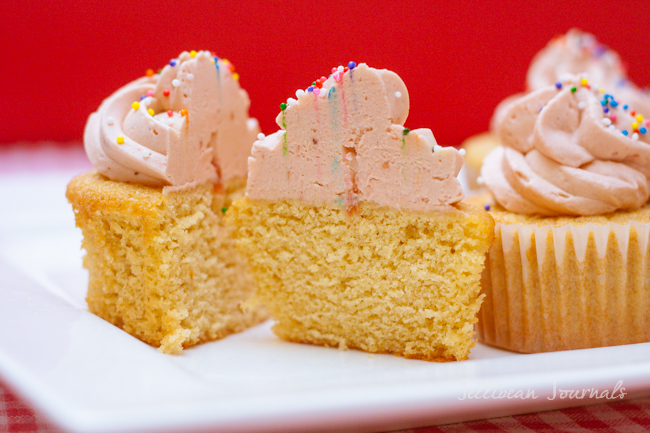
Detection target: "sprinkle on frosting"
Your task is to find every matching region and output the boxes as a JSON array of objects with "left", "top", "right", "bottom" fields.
[
  {"left": 146, "top": 69, "right": 155, "bottom": 77},
  {"left": 116, "top": 136, "right": 124, "bottom": 144}
]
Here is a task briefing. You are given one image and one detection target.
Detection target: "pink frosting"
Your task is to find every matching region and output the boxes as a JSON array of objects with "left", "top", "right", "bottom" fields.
[
  {"left": 84, "top": 51, "right": 260, "bottom": 190},
  {"left": 483, "top": 76, "right": 650, "bottom": 216},
  {"left": 490, "top": 29, "right": 650, "bottom": 131},
  {"left": 246, "top": 63, "right": 464, "bottom": 212}
]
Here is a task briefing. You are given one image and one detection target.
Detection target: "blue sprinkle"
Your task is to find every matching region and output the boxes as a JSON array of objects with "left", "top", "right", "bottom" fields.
[
  {"left": 604, "top": 94, "right": 611, "bottom": 99},
  {"left": 622, "top": 130, "right": 629, "bottom": 136},
  {"left": 641, "top": 127, "right": 648, "bottom": 134},
  {"left": 484, "top": 204, "right": 491, "bottom": 211},
  {"left": 213, "top": 56, "right": 219, "bottom": 62},
  {"left": 140, "top": 95, "right": 146, "bottom": 101},
  {"left": 555, "top": 82, "right": 562, "bottom": 90},
  {"left": 624, "top": 104, "right": 629, "bottom": 110},
  {"left": 170, "top": 60, "right": 177, "bottom": 67},
  {"left": 611, "top": 100, "right": 619, "bottom": 107},
  {"left": 603, "top": 107, "right": 609, "bottom": 113},
  {"left": 348, "top": 61, "right": 356, "bottom": 70},
  {"left": 600, "top": 99, "right": 607, "bottom": 106},
  {"left": 307, "top": 86, "right": 314, "bottom": 92}
]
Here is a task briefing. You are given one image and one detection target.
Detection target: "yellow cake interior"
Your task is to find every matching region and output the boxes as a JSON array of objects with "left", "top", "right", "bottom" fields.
[
  {"left": 66, "top": 171, "right": 267, "bottom": 354},
  {"left": 227, "top": 198, "right": 494, "bottom": 361}
]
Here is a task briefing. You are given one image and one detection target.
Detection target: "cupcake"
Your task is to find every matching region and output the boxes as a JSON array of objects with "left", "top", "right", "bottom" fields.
[
  {"left": 473, "top": 74, "right": 650, "bottom": 353},
  {"left": 227, "top": 63, "right": 494, "bottom": 361},
  {"left": 462, "top": 28, "right": 650, "bottom": 189},
  {"left": 66, "top": 51, "right": 267, "bottom": 354}
]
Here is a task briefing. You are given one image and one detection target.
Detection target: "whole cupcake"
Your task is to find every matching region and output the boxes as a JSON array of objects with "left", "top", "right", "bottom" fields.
[{"left": 474, "top": 74, "right": 650, "bottom": 353}]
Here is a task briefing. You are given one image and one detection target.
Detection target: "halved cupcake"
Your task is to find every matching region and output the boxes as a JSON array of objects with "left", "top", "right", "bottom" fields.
[
  {"left": 67, "top": 51, "right": 267, "bottom": 354},
  {"left": 227, "top": 63, "right": 494, "bottom": 361}
]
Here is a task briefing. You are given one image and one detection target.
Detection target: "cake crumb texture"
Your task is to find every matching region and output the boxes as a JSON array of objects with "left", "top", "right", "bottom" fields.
[
  {"left": 66, "top": 171, "right": 267, "bottom": 354},
  {"left": 228, "top": 198, "right": 494, "bottom": 361}
]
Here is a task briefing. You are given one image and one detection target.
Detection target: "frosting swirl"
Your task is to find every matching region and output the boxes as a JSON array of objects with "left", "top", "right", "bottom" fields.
[
  {"left": 483, "top": 76, "right": 650, "bottom": 216},
  {"left": 84, "top": 51, "right": 259, "bottom": 189}
]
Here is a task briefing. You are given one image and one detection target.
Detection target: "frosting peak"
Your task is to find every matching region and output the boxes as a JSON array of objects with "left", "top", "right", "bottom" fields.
[
  {"left": 491, "top": 29, "right": 650, "bottom": 132},
  {"left": 85, "top": 51, "right": 260, "bottom": 190},
  {"left": 246, "top": 63, "right": 464, "bottom": 212},
  {"left": 483, "top": 76, "right": 650, "bottom": 216}
]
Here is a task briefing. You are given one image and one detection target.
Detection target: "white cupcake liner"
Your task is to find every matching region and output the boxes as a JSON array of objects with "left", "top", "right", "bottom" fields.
[{"left": 478, "top": 220, "right": 650, "bottom": 353}]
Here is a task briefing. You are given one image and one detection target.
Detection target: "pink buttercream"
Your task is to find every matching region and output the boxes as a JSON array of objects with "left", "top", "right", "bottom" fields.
[
  {"left": 246, "top": 64, "right": 464, "bottom": 212},
  {"left": 483, "top": 76, "right": 650, "bottom": 216},
  {"left": 84, "top": 51, "right": 259, "bottom": 190},
  {"left": 490, "top": 29, "right": 650, "bottom": 131}
]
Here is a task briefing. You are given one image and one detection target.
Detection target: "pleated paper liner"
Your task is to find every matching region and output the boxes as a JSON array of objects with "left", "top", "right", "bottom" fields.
[{"left": 477, "top": 220, "right": 650, "bottom": 353}]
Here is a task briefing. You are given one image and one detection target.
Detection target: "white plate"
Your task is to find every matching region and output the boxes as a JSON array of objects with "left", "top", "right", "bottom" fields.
[{"left": 1, "top": 165, "right": 650, "bottom": 433}]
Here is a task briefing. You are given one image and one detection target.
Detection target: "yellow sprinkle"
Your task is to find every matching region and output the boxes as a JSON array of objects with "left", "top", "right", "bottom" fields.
[
  {"left": 233, "top": 72, "right": 240, "bottom": 81},
  {"left": 132, "top": 101, "right": 140, "bottom": 110},
  {"left": 180, "top": 109, "right": 188, "bottom": 117},
  {"left": 148, "top": 109, "right": 155, "bottom": 116},
  {"left": 632, "top": 122, "right": 639, "bottom": 130},
  {"left": 211, "top": 58, "right": 215, "bottom": 64},
  {"left": 222, "top": 59, "right": 230, "bottom": 64},
  {"left": 581, "top": 78, "right": 588, "bottom": 86},
  {"left": 116, "top": 136, "right": 124, "bottom": 144},
  {"left": 599, "top": 88, "right": 605, "bottom": 93},
  {"left": 190, "top": 50, "right": 197, "bottom": 58},
  {"left": 637, "top": 115, "right": 644, "bottom": 122}
]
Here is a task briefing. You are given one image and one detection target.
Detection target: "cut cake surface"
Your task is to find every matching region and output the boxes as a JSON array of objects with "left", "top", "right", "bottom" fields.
[{"left": 67, "top": 171, "right": 267, "bottom": 354}]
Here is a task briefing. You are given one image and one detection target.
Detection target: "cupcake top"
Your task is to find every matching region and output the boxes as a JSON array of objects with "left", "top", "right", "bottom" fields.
[
  {"left": 84, "top": 51, "right": 260, "bottom": 190},
  {"left": 483, "top": 75, "right": 650, "bottom": 216},
  {"left": 491, "top": 29, "right": 650, "bottom": 131},
  {"left": 246, "top": 62, "right": 464, "bottom": 212}
]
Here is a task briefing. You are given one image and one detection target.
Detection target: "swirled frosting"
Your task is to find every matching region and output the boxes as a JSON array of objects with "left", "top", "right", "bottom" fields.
[
  {"left": 84, "top": 51, "right": 260, "bottom": 190},
  {"left": 491, "top": 29, "right": 650, "bottom": 131},
  {"left": 483, "top": 76, "right": 650, "bottom": 216},
  {"left": 246, "top": 63, "right": 464, "bottom": 212}
]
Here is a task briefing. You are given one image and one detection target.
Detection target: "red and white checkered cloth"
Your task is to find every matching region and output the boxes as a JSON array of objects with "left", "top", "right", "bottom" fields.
[{"left": 2, "top": 380, "right": 650, "bottom": 433}]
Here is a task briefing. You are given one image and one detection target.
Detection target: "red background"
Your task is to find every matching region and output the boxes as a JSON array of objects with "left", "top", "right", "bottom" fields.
[{"left": 3, "top": 0, "right": 650, "bottom": 146}]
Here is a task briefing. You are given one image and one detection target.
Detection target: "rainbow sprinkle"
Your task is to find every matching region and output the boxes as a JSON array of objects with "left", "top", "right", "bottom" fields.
[{"left": 281, "top": 103, "right": 288, "bottom": 155}]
